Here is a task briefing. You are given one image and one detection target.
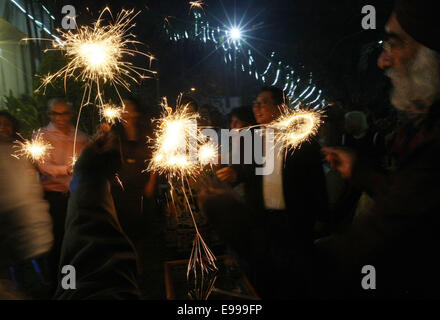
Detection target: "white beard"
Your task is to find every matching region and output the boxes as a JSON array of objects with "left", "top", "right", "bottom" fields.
[{"left": 386, "top": 46, "right": 440, "bottom": 116}]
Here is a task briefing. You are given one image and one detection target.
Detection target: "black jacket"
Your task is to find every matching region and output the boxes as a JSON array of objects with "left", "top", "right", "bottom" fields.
[
  {"left": 233, "top": 135, "right": 328, "bottom": 241},
  {"left": 200, "top": 135, "right": 328, "bottom": 298},
  {"left": 54, "top": 138, "right": 140, "bottom": 300}
]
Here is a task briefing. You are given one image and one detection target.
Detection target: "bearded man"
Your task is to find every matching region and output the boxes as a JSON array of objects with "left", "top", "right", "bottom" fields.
[{"left": 318, "top": 0, "right": 440, "bottom": 298}]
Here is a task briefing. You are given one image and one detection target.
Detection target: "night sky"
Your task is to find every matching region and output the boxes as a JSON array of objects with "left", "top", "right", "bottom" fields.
[{"left": 47, "top": 0, "right": 396, "bottom": 115}]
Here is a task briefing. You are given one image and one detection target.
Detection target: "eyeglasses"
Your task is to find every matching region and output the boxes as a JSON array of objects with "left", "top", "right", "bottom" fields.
[
  {"left": 379, "top": 33, "right": 409, "bottom": 54},
  {"left": 253, "top": 100, "right": 270, "bottom": 108}
]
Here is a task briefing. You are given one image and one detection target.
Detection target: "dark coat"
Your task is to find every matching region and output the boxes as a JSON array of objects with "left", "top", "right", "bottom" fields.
[
  {"left": 201, "top": 134, "right": 328, "bottom": 298},
  {"left": 239, "top": 138, "right": 328, "bottom": 230},
  {"left": 315, "top": 104, "right": 440, "bottom": 298},
  {"left": 55, "top": 138, "right": 140, "bottom": 300}
]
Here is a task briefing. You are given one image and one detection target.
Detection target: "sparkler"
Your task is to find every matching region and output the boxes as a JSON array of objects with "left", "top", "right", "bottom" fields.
[
  {"left": 27, "top": 7, "right": 156, "bottom": 168},
  {"left": 34, "top": 8, "right": 156, "bottom": 107},
  {"left": 12, "top": 132, "right": 53, "bottom": 163},
  {"left": 198, "top": 142, "right": 218, "bottom": 165},
  {"left": 148, "top": 96, "right": 218, "bottom": 300},
  {"left": 148, "top": 97, "right": 200, "bottom": 180},
  {"left": 70, "top": 155, "right": 78, "bottom": 168},
  {"left": 100, "top": 103, "right": 125, "bottom": 125},
  {"left": 189, "top": 1, "right": 205, "bottom": 14},
  {"left": 269, "top": 105, "right": 322, "bottom": 152}
]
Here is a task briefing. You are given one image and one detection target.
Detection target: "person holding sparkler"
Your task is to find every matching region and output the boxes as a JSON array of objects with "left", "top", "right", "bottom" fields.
[
  {"left": 55, "top": 126, "right": 140, "bottom": 299},
  {"left": 209, "top": 86, "right": 328, "bottom": 299},
  {"left": 316, "top": 0, "right": 440, "bottom": 298},
  {"left": 110, "top": 99, "right": 158, "bottom": 245},
  {"left": 33, "top": 98, "right": 88, "bottom": 288}
]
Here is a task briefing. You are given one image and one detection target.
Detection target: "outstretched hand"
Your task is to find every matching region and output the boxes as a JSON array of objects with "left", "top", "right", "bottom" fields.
[
  {"left": 322, "top": 147, "right": 356, "bottom": 179},
  {"left": 72, "top": 126, "right": 121, "bottom": 179}
]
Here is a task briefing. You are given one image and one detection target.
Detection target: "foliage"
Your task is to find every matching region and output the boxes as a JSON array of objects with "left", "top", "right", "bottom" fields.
[{"left": 1, "top": 91, "right": 48, "bottom": 139}]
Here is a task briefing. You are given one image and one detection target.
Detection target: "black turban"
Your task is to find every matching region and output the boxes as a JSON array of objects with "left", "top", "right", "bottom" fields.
[{"left": 394, "top": 0, "right": 440, "bottom": 52}]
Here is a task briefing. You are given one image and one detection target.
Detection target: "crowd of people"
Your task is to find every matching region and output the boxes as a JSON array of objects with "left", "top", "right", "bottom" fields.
[{"left": 1, "top": 0, "right": 440, "bottom": 299}]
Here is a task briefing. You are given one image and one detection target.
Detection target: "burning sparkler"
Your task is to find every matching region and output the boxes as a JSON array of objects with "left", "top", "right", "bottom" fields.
[
  {"left": 198, "top": 142, "right": 218, "bottom": 165},
  {"left": 269, "top": 105, "right": 322, "bottom": 152},
  {"left": 148, "top": 96, "right": 218, "bottom": 300},
  {"left": 12, "top": 132, "right": 53, "bottom": 163},
  {"left": 27, "top": 7, "right": 156, "bottom": 168},
  {"left": 189, "top": 1, "right": 205, "bottom": 14},
  {"left": 34, "top": 8, "right": 156, "bottom": 107},
  {"left": 148, "top": 98, "right": 200, "bottom": 179},
  {"left": 100, "top": 103, "right": 125, "bottom": 125},
  {"left": 187, "top": 228, "right": 218, "bottom": 300}
]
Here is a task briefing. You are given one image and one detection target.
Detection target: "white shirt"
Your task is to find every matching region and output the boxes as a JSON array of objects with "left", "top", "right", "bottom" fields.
[{"left": 262, "top": 139, "right": 286, "bottom": 210}]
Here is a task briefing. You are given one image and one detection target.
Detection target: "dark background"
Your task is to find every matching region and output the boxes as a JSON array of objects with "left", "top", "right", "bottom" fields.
[{"left": 43, "top": 0, "right": 396, "bottom": 119}]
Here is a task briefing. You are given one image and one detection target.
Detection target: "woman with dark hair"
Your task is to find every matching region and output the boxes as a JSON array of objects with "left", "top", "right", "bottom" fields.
[
  {"left": 111, "top": 99, "right": 158, "bottom": 245},
  {"left": 0, "top": 111, "right": 20, "bottom": 143}
]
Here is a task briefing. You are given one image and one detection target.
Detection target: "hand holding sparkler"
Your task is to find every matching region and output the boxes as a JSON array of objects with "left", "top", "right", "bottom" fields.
[
  {"left": 66, "top": 164, "right": 74, "bottom": 176},
  {"left": 72, "top": 127, "right": 122, "bottom": 180}
]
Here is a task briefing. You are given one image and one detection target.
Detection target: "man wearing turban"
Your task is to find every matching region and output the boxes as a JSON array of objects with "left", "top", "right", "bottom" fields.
[{"left": 321, "top": 0, "right": 440, "bottom": 298}]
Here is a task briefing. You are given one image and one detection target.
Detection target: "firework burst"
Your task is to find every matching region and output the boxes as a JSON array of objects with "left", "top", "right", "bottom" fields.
[{"left": 12, "top": 132, "right": 53, "bottom": 163}]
